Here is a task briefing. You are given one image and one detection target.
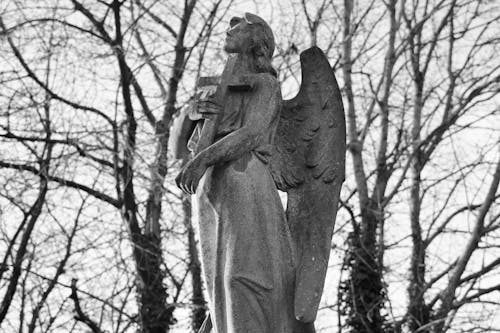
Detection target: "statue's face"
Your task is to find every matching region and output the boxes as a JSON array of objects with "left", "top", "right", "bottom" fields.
[{"left": 224, "top": 18, "right": 253, "bottom": 54}]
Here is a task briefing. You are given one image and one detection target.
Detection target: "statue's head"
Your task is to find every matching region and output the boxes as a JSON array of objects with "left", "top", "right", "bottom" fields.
[{"left": 224, "top": 13, "right": 276, "bottom": 76}]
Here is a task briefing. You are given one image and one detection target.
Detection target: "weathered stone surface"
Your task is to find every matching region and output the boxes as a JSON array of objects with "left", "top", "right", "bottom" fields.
[{"left": 174, "top": 12, "right": 345, "bottom": 333}]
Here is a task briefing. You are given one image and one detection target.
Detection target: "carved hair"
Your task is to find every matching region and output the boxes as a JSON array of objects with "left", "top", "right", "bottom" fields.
[{"left": 232, "top": 13, "right": 277, "bottom": 77}]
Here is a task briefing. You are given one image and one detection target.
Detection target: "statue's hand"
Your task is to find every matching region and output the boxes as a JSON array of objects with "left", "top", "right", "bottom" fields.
[
  {"left": 196, "top": 98, "right": 221, "bottom": 121},
  {"left": 175, "top": 157, "right": 207, "bottom": 194}
]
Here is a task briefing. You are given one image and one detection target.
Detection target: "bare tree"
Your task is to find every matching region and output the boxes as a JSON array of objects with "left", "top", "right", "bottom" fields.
[
  {"left": 0, "top": 0, "right": 231, "bottom": 331},
  {"left": 337, "top": 0, "right": 499, "bottom": 332},
  {"left": 289, "top": 0, "right": 499, "bottom": 332},
  {"left": 0, "top": 27, "right": 54, "bottom": 324}
]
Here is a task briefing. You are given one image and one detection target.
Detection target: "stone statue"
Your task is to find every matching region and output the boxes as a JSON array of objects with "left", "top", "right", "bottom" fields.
[{"left": 173, "top": 12, "right": 345, "bottom": 333}]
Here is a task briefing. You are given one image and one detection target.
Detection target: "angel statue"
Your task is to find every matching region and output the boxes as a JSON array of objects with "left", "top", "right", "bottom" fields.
[{"left": 171, "top": 12, "right": 345, "bottom": 333}]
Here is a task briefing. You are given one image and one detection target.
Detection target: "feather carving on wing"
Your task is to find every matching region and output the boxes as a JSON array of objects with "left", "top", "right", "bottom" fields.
[{"left": 269, "top": 46, "right": 346, "bottom": 323}]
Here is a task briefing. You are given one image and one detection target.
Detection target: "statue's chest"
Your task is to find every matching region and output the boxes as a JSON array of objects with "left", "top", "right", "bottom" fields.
[
  {"left": 215, "top": 71, "right": 257, "bottom": 136},
  {"left": 218, "top": 90, "right": 248, "bottom": 136}
]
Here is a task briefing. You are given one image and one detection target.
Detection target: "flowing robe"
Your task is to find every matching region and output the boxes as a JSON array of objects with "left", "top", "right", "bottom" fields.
[{"left": 192, "top": 73, "right": 296, "bottom": 333}]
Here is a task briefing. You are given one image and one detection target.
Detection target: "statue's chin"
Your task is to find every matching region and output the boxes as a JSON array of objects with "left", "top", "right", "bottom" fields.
[
  {"left": 223, "top": 40, "right": 243, "bottom": 54},
  {"left": 223, "top": 45, "right": 237, "bottom": 54}
]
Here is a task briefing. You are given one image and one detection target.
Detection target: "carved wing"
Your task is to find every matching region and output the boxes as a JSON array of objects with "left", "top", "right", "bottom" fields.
[{"left": 269, "top": 46, "right": 346, "bottom": 323}]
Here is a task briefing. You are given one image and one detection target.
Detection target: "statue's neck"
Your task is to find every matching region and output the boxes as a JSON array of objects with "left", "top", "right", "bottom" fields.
[{"left": 225, "top": 53, "right": 255, "bottom": 75}]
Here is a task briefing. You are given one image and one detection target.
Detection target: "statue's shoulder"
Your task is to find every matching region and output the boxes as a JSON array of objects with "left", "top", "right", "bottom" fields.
[{"left": 253, "top": 73, "right": 279, "bottom": 91}]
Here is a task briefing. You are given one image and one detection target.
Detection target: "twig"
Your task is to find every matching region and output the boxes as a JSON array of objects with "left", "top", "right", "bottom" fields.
[{"left": 69, "top": 279, "right": 104, "bottom": 333}]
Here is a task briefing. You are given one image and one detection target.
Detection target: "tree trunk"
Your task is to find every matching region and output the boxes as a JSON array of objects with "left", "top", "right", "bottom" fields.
[
  {"left": 344, "top": 204, "right": 385, "bottom": 333},
  {"left": 406, "top": 26, "right": 430, "bottom": 328},
  {"left": 407, "top": 160, "right": 430, "bottom": 331},
  {"left": 340, "top": 0, "right": 395, "bottom": 331},
  {"left": 132, "top": 233, "right": 174, "bottom": 333}
]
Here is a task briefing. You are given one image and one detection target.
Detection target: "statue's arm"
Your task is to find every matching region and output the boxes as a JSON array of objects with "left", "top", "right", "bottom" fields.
[{"left": 195, "top": 74, "right": 280, "bottom": 167}]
